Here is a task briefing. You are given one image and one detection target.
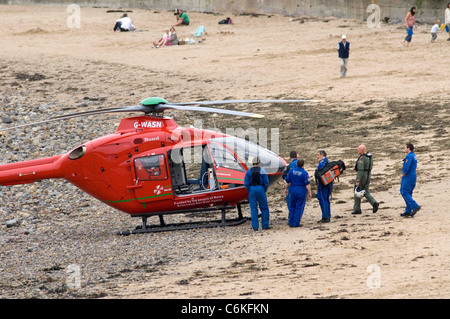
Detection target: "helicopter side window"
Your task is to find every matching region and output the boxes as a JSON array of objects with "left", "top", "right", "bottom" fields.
[
  {"left": 209, "top": 143, "right": 244, "bottom": 172},
  {"left": 134, "top": 155, "right": 168, "bottom": 181}
]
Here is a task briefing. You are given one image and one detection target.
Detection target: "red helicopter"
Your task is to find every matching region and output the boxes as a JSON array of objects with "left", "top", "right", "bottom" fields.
[{"left": 0, "top": 97, "right": 311, "bottom": 234}]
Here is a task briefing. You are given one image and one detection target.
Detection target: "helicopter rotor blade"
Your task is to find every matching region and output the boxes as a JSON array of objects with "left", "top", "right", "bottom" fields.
[
  {"left": 0, "top": 118, "right": 67, "bottom": 133},
  {"left": 0, "top": 98, "right": 317, "bottom": 132},
  {"left": 50, "top": 105, "right": 146, "bottom": 120},
  {"left": 156, "top": 104, "right": 265, "bottom": 118},
  {"left": 154, "top": 99, "right": 318, "bottom": 118},
  {"left": 168, "top": 99, "right": 318, "bottom": 106},
  {"left": 0, "top": 105, "right": 147, "bottom": 133}
]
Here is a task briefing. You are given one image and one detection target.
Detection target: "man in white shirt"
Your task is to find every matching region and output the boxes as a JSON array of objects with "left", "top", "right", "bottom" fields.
[
  {"left": 336, "top": 35, "right": 350, "bottom": 78},
  {"left": 114, "top": 13, "right": 135, "bottom": 32},
  {"left": 445, "top": 2, "right": 450, "bottom": 41}
]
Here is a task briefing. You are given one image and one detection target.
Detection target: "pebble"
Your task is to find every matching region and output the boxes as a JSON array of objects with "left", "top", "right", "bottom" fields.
[
  {"left": 6, "top": 219, "right": 19, "bottom": 228},
  {"left": 1, "top": 116, "right": 13, "bottom": 124}
]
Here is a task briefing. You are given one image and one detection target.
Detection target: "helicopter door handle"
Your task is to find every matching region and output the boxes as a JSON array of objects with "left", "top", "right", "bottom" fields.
[{"left": 127, "top": 183, "right": 143, "bottom": 190}]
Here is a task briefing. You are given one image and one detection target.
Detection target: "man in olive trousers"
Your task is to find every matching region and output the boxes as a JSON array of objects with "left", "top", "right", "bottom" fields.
[{"left": 352, "top": 144, "right": 379, "bottom": 215}]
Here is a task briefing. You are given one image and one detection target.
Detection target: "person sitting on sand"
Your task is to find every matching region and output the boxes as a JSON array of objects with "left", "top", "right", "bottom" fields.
[
  {"left": 153, "top": 29, "right": 170, "bottom": 48},
  {"left": 166, "top": 27, "right": 179, "bottom": 46},
  {"left": 113, "top": 13, "right": 135, "bottom": 32},
  {"left": 174, "top": 9, "right": 190, "bottom": 26}
]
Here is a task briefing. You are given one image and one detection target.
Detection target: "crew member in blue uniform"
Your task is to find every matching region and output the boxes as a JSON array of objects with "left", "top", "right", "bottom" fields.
[
  {"left": 316, "top": 150, "right": 333, "bottom": 223},
  {"left": 244, "top": 157, "right": 270, "bottom": 230},
  {"left": 282, "top": 150, "right": 299, "bottom": 216},
  {"left": 285, "top": 158, "right": 312, "bottom": 227},
  {"left": 400, "top": 143, "right": 421, "bottom": 217}
]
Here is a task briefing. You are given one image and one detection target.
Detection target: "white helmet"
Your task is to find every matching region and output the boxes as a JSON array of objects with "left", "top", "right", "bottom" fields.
[{"left": 354, "top": 186, "right": 365, "bottom": 198}]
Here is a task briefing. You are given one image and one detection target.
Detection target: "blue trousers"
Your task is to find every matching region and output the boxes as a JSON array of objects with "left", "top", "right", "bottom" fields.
[
  {"left": 288, "top": 187, "right": 307, "bottom": 227},
  {"left": 248, "top": 185, "right": 270, "bottom": 230},
  {"left": 286, "top": 186, "right": 291, "bottom": 217},
  {"left": 400, "top": 178, "right": 419, "bottom": 213},
  {"left": 317, "top": 184, "right": 332, "bottom": 219},
  {"left": 405, "top": 26, "right": 413, "bottom": 42}
]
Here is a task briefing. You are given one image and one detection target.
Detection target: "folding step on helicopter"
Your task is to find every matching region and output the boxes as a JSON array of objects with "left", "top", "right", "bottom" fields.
[{"left": 0, "top": 97, "right": 313, "bottom": 234}]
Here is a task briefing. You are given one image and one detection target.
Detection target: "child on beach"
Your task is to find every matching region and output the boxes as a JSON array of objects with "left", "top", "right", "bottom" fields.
[{"left": 430, "top": 20, "right": 440, "bottom": 42}]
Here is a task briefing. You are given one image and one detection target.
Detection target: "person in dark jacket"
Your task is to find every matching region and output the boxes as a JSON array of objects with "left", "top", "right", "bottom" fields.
[
  {"left": 336, "top": 35, "right": 350, "bottom": 77},
  {"left": 285, "top": 158, "right": 312, "bottom": 227},
  {"left": 282, "top": 150, "right": 299, "bottom": 214},
  {"left": 316, "top": 150, "right": 333, "bottom": 223},
  {"left": 244, "top": 157, "right": 270, "bottom": 230}
]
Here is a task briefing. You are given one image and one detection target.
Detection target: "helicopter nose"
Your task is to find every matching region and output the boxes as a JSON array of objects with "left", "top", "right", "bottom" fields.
[{"left": 266, "top": 156, "right": 286, "bottom": 187}]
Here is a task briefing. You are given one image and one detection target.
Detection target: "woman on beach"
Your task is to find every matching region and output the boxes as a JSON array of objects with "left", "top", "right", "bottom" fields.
[
  {"left": 166, "top": 27, "right": 179, "bottom": 46},
  {"left": 403, "top": 6, "right": 416, "bottom": 46}
]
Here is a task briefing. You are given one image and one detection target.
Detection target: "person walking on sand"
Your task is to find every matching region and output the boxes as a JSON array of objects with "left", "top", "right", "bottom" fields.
[
  {"left": 403, "top": 6, "right": 416, "bottom": 47},
  {"left": 244, "top": 157, "right": 271, "bottom": 230},
  {"left": 315, "top": 150, "right": 333, "bottom": 223},
  {"left": 445, "top": 2, "right": 450, "bottom": 41},
  {"left": 430, "top": 20, "right": 440, "bottom": 43},
  {"left": 336, "top": 35, "right": 350, "bottom": 78},
  {"left": 400, "top": 143, "right": 421, "bottom": 218},
  {"left": 352, "top": 144, "right": 379, "bottom": 215}
]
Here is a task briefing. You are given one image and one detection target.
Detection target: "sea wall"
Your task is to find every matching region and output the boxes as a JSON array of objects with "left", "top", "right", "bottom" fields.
[{"left": 1, "top": 0, "right": 448, "bottom": 23}]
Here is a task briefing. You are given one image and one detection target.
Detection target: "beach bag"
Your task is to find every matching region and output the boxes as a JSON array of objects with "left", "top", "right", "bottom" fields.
[
  {"left": 315, "top": 160, "right": 346, "bottom": 186},
  {"left": 219, "top": 17, "right": 232, "bottom": 24},
  {"left": 407, "top": 28, "right": 413, "bottom": 36}
]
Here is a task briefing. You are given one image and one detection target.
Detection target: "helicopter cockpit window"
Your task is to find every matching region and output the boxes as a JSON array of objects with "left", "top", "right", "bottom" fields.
[
  {"left": 134, "top": 154, "right": 168, "bottom": 181},
  {"left": 210, "top": 136, "right": 284, "bottom": 174},
  {"left": 209, "top": 142, "right": 244, "bottom": 172}
]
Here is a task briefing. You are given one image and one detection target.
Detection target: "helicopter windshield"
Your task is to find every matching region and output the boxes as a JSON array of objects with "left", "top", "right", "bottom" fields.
[{"left": 210, "top": 136, "right": 285, "bottom": 174}]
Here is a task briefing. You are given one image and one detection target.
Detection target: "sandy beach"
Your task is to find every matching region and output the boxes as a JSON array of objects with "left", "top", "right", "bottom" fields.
[{"left": 0, "top": 5, "right": 449, "bottom": 300}]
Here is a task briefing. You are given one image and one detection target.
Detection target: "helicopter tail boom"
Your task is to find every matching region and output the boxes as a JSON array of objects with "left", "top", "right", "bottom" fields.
[{"left": 0, "top": 155, "right": 64, "bottom": 186}]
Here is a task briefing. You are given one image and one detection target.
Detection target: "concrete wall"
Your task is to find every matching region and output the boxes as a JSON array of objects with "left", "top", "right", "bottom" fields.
[{"left": 1, "top": 0, "right": 448, "bottom": 23}]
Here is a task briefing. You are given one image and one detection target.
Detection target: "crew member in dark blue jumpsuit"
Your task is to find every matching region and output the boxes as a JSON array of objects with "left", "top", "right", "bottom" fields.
[
  {"left": 316, "top": 150, "right": 333, "bottom": 223},
  {"left": 285, "top": 158, "right": 312, "bottom": 227},
  {"left": 282, "top": 151, "right": 299, "bottom": 217},
  {"left": 244, "top": 157, "right": 270, "bottom": 230},
  {"left": 400, "top": 143, "right": 421, "bottom": 217}
]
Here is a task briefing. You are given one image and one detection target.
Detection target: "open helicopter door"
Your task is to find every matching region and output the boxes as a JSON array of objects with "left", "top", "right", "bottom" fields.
[
  {"left": 129, "top": 153, "right": 173, "bottom": 206},
  {"left": 167, "top": 144, "right": 218, "bottom": 194}
]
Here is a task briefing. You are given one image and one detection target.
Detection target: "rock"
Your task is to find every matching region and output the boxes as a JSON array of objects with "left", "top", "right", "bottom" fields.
[
  {"left": 6, "top": 219, "right": 20, "bottom": 228},
  {"left": 1, "top": 116, "right": 13, "bottom": 124}
]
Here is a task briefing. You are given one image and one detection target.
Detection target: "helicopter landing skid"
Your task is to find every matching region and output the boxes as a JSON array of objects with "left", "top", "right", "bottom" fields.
[{"left": 117, "top": 202, "right": 249, "bottom": 235}]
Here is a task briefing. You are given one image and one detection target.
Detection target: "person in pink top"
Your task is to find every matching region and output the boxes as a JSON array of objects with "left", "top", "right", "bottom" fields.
[{"left": 403, "top": 6, "right": 416, "bottom": 47}]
